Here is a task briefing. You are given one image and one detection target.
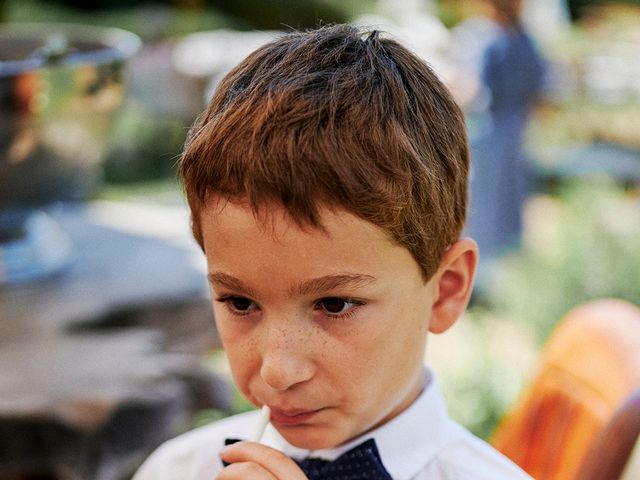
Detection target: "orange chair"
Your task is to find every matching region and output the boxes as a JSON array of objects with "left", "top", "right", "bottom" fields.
[{"left": 490, "top": 299, "right": 640, "bottom": 480}]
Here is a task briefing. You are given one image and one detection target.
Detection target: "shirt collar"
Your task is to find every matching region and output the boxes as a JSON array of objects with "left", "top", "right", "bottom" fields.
[{"left": 261, "top": 367, "right": 451, "bottom": 480}]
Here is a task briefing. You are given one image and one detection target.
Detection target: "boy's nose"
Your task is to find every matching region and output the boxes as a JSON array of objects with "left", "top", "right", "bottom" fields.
[{"left": 259, "top": 322, "right": 315, "bottom": 392}]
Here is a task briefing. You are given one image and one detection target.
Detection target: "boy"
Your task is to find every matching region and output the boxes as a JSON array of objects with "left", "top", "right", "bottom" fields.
[{"left": 134, "top": 24, "right": 531, "bottom": 479}]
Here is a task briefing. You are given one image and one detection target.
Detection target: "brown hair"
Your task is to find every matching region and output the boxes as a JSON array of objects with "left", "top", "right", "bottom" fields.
[
  {"left": 484, "top": 0, "right": 523, "bottom": 27},
  {"left": 180, "top": 24, "right": 469, "bottom": 280}
]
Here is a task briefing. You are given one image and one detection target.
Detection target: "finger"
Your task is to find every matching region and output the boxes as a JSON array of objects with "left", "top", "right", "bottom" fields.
[
  {"left": 220, "top": 441, "right": 307, "bottom": 479},
  {"left": 216, "top": 461, "right": 277, "bottom": 480}
]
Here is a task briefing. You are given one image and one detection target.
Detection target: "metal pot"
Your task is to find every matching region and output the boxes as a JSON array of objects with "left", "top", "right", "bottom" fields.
[{"left": 0, "top": 23, "right": 141, "bottom": 211}]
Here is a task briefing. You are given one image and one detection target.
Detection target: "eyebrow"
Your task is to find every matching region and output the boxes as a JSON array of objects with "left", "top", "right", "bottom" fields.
[
  {"left": 207, "top": 272, "right": 376, "bottom": 297},
  {"left": 208, "top": 272, "right": 258, "bottom": 297},
  {"left": 292, "top": 274, "right": 376, "bottom": 296}
]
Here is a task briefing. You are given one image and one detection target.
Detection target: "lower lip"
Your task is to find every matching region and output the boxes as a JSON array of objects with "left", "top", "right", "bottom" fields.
[{"left": 270, "top": 408, "right": 324, "bottom": 426}]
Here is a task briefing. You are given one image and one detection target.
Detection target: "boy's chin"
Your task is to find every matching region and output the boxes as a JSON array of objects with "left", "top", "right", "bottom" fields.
[{"left": 275, "top": 423, "right": 354, "bottom": 451}]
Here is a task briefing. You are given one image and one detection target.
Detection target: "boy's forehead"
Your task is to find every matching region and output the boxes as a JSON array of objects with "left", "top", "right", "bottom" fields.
[
  {"left": 200, "top": 194, "right": 388, "bottom": 245},
  {"left": 199, "top": 194, "right": 429, "bottom": 287},
  {"left": 201, "top": 195, "right": 328, "bottom": 238}
]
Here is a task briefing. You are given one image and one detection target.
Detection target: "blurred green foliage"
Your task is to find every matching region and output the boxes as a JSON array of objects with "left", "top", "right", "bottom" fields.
[
  {"left": 491, "top": 178, "right": 640, "bottom": 344},
  {"left": 2, "top": 0, "right": 238, "bottom": 39},
  {"left": 1, "top": 0, "right": 372, "bottom": 34},
  {"left": 203, "top": 0, "right": 355, "bottom": 30},
  {"left": 441, "top": 178, "right": 640, "bottom": 439},
  {"left": 438, "top": 0, "right": 640, "bottom": 25},
  {"left": 567, "top": 0, "right": 640, "bottom": 19},
  {"left": 102, "top": 106, "right": 186, "bottom": 183},
  {"left": 433, "top": 309, "right": 536, "bottom": 439},
  {"left": 436, "top": 1, "right": 465, "bottom": 28}
]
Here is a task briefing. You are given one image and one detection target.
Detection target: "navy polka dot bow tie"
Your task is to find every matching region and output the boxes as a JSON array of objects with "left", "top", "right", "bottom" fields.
[
  {"left": 295, "top": 438, "right": 392, "bottom": 480},
  {"left": 223, "top": 438, "right": 392, "bottom": 479}
]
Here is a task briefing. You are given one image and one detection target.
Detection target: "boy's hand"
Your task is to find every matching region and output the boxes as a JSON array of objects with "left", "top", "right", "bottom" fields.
[{"left": 218, "top": 441, "right": 309, "bottom": 480}]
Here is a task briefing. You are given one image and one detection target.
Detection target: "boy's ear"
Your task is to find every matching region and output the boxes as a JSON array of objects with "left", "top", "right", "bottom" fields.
[{"left": 428, "top": 238, "right": 478, "bottom": 334}]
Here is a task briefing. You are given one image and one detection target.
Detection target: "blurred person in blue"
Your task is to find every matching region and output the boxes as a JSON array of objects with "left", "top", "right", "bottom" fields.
[{"left": 454, "top": 0, "right": 546, "bottom": 287}]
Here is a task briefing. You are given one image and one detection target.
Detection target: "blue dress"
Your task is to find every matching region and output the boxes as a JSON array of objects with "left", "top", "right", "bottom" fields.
[{"left": 465, "top": 22, "right": 546, "bottom": 261}]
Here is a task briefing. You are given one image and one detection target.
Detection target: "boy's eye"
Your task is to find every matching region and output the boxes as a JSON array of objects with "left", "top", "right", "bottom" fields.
[
  {"left": 230, "top": 297, "right": 253, "bottom": 311},
  {"left": 316, "top": 297, "right": 362, "bottom": 316},
  {"left": 216, "top": 296, "right": 257, "bottom": 315}
]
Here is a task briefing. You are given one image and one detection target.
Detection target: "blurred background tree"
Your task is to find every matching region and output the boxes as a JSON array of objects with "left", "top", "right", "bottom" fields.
[
  {"left": 8, "top": 0, "right": 357, "bottom": 29},
  {"left": 566, "top": 0, "right": 640, "bottom": 19}
]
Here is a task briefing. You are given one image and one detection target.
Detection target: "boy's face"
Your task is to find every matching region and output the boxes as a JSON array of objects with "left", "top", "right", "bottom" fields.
[{"left": 201, "top": 197, "right": 437, "bottom": 450}]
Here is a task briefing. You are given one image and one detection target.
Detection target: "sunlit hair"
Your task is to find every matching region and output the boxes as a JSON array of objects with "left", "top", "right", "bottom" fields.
[
  {"left": 180, "top": 24, "right": 469, "bottom": 280},
  {"left": 485, "top": 0, "right": 523, "bottom": 26}
]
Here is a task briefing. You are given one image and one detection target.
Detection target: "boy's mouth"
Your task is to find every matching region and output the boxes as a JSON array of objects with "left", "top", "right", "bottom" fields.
[{"left": 269, "top": 407, "right": 325, "bottom": 426}]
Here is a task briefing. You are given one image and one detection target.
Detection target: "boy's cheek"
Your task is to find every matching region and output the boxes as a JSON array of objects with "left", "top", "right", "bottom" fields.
[{"left": 222, "top": 352, "right": 260, "bottom": 405}]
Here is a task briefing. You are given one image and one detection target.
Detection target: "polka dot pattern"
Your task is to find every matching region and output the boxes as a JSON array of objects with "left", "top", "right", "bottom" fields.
[{"left": 296, "top": 439, "right": 392, "bottom": 480}]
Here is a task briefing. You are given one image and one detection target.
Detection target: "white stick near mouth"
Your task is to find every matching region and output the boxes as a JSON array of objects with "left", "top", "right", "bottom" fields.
[{"left": 251, "top": 405, "right": 271, "bottom": 443}]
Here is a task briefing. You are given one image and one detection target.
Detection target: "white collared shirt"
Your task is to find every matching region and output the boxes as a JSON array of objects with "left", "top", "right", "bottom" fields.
[{"left": 133, "top": 369, "right": 532, "bottom": 479}]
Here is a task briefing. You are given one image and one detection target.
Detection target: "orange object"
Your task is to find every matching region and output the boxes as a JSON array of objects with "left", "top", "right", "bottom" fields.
[
  {"left": 577, "top": 387, "right": 640, "bottom": 480},
  {"left": 490, "top": 299, "right": 640, "bottom": 480}
]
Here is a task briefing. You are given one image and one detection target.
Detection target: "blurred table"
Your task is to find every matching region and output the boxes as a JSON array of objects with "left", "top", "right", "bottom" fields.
[{"left": 0, "top": 201, "right": 229, "bottom": 480}]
